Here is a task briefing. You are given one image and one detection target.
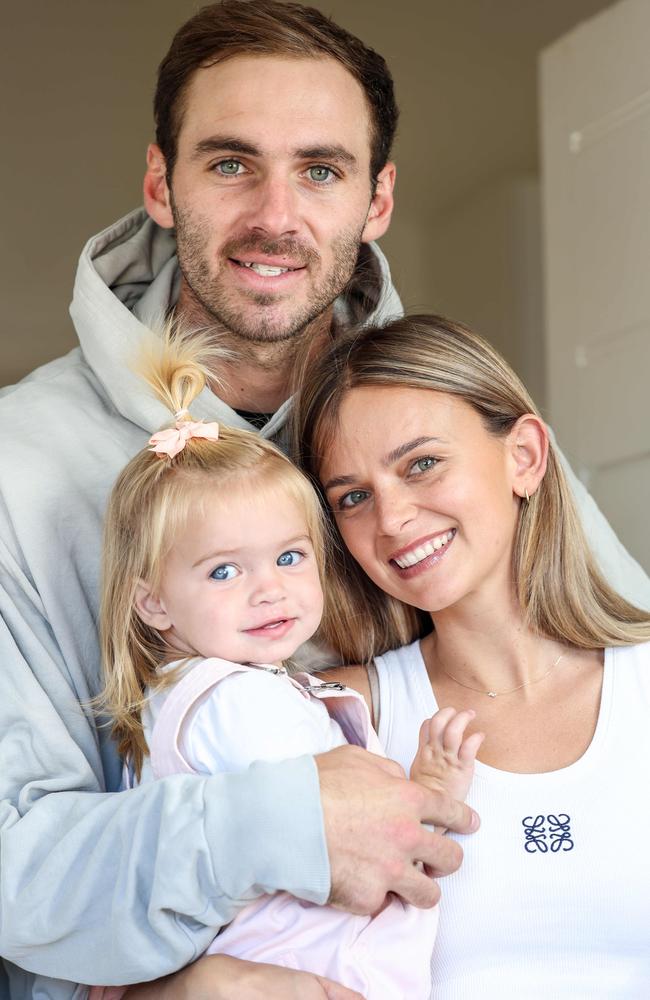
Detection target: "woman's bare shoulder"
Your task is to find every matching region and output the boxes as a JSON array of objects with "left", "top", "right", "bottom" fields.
[{"left": 316, "top": 664, "right": 372, "bottom": 712}]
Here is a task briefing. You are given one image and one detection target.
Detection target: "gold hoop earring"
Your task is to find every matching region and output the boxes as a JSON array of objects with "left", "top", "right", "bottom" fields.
[{"left": 525, "top": 488, "right": 530, "bottom": 503}]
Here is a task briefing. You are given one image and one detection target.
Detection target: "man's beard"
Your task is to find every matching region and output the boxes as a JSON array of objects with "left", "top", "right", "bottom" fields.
[{"left": 171, "top": 200, "right": 365, "bottom": 344}]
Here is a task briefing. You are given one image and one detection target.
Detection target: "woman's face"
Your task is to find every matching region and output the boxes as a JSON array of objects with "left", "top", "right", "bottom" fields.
[{"left": 319, "top": 385, "right": 522, "bottom": 616}]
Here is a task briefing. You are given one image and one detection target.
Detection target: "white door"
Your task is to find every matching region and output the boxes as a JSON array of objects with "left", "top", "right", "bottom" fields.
[{"left": 541, "top": 0, "right": 650, "bottom": 573}]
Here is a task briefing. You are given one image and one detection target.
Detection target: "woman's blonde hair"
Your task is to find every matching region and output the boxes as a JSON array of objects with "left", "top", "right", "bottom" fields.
[
  {"left": 293, "top": 314, "right": 650, "bottom": 664},
  {"left": 101, "top": 329, "right": 325, "bottom": 777}
]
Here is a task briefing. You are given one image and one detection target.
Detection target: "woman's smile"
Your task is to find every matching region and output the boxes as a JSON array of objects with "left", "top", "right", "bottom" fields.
[
  {"left": 390, "top": 528, "right": 456, "bottom": 574},
  {"left": 321, "top": 384, "right": 520, "bottom": 614}
]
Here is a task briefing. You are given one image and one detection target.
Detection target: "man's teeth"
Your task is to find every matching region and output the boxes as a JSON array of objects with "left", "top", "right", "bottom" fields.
[
  {"left": 241, "top": 262, "right": 291, "bottom": 276},
  {"left": 394, "top": 531, "right": 455, "bottom": 569}
]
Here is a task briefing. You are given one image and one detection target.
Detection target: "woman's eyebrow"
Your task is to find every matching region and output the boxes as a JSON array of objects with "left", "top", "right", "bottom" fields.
[
  {"left": 323, "top": 473, "right": 357, "bottom": 492},
  {"left": 384, "top": 436, "right": 443, "bottom": 465},
  {"left": 323, "top": 437, "right": 443, "bottom": 492}
]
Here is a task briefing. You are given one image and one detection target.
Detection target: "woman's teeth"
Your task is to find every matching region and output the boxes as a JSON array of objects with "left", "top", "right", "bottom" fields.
[{"left": 393, "top": 530, "right": 455, "bottom": 569}]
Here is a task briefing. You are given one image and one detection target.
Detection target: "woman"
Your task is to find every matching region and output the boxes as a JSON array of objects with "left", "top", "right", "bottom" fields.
[{"left": 293, "top": 314, "right": 650, "bottom": 997}]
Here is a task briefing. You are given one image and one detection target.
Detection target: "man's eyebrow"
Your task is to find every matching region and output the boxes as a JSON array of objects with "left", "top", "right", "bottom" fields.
[
  {"left": 294, "top": 145, "right": 358, "bottom": 168},
  {"left": 323, "top": 437, "right": 444, "bottom": 492},
  {"left": 191, "top": 136, "right": 261, "bottom": 160}
]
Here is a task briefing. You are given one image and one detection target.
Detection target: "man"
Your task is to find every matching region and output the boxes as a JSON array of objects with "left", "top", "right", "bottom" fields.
[
  {"left": 0, "top": 6, "right": 477, "bottom": 999},
  {"left": 1, "top": 3, "right": 648, "bottom": 998}
]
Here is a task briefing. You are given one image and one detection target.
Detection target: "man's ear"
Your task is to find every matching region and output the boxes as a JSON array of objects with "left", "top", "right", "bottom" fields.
[
  {"left": 361, "top": 161, "right": 396, "bottom": 244},
  {"left": 507, "top": 414, "right": 549, "bottom": 501},
  {"left": 134, "top": 579, "right": 172, "bottom": 631},
  {"left": 143, "top": 144, "right": 174, "bottom": 229}
]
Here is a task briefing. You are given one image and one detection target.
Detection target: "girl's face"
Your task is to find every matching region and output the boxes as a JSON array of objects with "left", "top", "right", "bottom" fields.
[
  {"left": 138, "top": 485, "right": 323, "bottom": 665},
  {"left": 319, "top": 385, "right": 523, "bottom": 617}
]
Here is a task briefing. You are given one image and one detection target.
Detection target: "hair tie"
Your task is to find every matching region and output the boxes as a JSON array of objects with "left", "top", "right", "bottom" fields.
[
  {"left": 148, "top": 419, "right": 220, "bottom": 459},
  {"left": 175, "top": 408, "right": 189, "bottom": 420}
]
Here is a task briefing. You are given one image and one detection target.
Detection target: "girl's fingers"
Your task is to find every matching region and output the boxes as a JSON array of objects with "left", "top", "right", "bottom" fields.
[
  {"left": 458, "top": 731, "right": 485, "bottom": 765},
  {"left": 424, "top": 707, "right": 458, "bottom": 747},
  {"left": 441, "top": 709, "right": 476, "bottom": 755}
]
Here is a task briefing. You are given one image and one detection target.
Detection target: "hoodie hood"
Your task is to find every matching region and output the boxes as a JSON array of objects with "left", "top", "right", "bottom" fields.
[{"left": 69, "top": 207, "right": 402, "bottom": 438}]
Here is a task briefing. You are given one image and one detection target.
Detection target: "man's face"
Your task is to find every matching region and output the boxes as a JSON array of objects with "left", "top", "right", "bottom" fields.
[{"left": 147, "top": 55, "right": 393, "bottom": 343}]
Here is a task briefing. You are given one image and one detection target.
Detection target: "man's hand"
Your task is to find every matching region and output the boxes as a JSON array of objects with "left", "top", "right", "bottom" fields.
[
  {"left": 316, "top": 744, "right": 479, "bottom": 913},
  {"left": 124, "top": 955, "right": 364, "bottom": 1000}
]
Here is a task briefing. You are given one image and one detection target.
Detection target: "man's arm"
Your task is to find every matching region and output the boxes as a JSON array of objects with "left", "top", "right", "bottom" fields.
[{"left": 552, "top": 432, "right": 650, "bottom": 608}]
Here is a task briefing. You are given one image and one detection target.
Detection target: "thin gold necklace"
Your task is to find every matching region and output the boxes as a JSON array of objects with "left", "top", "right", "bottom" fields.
[{"left": 440, "top": 652, "right": 566, "bottom": 698}]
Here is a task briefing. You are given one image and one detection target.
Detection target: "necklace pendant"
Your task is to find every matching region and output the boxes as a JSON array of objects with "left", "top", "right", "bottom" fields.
[{"left": 487, "top": 691, "right": 497, "bottom": 698}]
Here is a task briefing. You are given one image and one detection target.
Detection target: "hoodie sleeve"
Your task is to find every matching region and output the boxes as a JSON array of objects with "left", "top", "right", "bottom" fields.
[
  {"left": 0, "top": 569, "right": 330, "bottom": 989},
  {"left": 551, "top": 431, "right": 650, "bottom": 610}
]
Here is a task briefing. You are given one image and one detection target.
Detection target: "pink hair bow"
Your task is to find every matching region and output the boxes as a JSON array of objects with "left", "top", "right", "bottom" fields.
[{"left": 148, "top": 418, "right": 220, "bottom": 459}]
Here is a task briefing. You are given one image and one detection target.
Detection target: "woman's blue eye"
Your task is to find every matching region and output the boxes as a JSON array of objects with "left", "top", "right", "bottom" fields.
[
  {"left": 210, "top": 563, "right": 238, "bottom": 581},
  {"left": 308, "top": 165, "right": 333, "bottom": 183},
  {"left": 277, "top": 550, "right": 303, "bottom": 567},
  {"left": 339, "top": 489, "right": 369, "bottom": 509},
  {"left": 216, "top": 159, "right": 243, "bottom": 176},
  {"left": 411, "top": 457, "right": 437, "bottom": 474}
]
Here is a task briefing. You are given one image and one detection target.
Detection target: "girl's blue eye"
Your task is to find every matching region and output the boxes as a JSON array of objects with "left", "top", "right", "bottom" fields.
[
  {"left": 308, "top": 165, "right": 333, "bottom": 183},
  {"left": 338, "top": 489, "right": 369, "bottom": 510},
  {"left": 216, "top": 159, "right": 243, "bottom": 176},
  {"left": 210, "top": 563, "right": 238, "bottom": 581},
  {"left": 277, "top": 550, "right": 303, "bottom": 567}
]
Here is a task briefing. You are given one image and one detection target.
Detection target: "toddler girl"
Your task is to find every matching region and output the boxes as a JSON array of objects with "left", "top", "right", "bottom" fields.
[{"left": 94, "top": 333, "right": 482, "bottom": 999}]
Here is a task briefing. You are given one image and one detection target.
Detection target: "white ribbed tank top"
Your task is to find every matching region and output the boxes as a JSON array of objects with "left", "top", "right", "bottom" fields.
[{"left": 374, "top": 640, "right": 650, "bottom": 998}]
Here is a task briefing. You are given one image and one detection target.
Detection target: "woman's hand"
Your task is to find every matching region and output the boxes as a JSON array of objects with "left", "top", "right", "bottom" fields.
[{"left": 124, "top": 954, "right": 365, "bottom": 1000}]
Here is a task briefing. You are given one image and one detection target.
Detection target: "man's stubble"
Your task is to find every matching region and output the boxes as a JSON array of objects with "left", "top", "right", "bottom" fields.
[{"left": 170, "top": 196, "right": 367, "bottom": 352}]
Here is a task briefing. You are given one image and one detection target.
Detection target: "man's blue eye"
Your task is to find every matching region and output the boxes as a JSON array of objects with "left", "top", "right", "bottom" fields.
[
  {"left": 308, "top": 165, "right": 333, "bottom": 183},
  {"left": 216, "top": 159, "right": 242, "bottom": 175},
  {"left": 210, "top": 563, "right": 238, "bottom": 580},
  {"left": 277, "top": 550, "right": 303, "bottom": 566}
]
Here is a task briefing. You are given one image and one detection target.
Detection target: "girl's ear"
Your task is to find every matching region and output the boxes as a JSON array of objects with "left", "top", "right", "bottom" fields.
[
  {"left": 507, "top": 414, "right": 549, "bottom": 501},
  {"left": 134, "top": 579, "right": 172, "bottom": 630}
]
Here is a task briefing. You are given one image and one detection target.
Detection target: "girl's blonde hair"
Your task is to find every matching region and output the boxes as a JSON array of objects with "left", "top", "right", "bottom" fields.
[
  {"left": 293, "top": 314, "right": 650, "bottom": 664},
  {"left": 101, "top": 329, "right": 325, "bottom": 776}
]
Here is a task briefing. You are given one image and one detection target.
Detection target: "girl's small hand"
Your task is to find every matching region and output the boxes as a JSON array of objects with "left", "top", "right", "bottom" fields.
[
  {"left": 123, "top": 954, "right": 366, "bottom": 1000},
  {"left": 410, "top": 707, "right": 484, "bottom": 815}
]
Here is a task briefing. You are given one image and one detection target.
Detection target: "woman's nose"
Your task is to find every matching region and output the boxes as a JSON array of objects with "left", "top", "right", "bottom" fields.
[{"left": 375, "top": 486, "right": 417, "bottom": 536}]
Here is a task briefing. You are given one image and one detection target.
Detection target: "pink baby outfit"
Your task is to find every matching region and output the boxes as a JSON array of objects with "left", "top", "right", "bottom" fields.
[{"left": 90, "top": 658, "right": 437, "bottom": 999}]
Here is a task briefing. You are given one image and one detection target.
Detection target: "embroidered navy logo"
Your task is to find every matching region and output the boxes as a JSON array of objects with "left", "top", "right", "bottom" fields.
[{"left": 522, "top": 813, "right": 574, "bottom": 853}]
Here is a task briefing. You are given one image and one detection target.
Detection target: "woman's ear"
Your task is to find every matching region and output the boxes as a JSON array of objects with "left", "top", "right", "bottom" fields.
[
  {"left": 507, "top": 414, "right": 549, "bottom": 501},
  {"left": 134, "top": 579, "right": 172, "bottom": 631},
  {"left": 143, "top": 144, "right": 174, "bottom": 229}
]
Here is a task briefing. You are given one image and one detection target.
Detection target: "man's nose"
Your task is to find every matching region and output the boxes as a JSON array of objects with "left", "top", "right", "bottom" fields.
[{"left": 246, "top": 172, "right": 300, "bottom": 239}]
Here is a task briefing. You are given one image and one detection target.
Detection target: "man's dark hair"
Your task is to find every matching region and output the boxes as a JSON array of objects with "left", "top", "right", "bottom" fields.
[{"left": 154, "top": 0, "right": 398, "bottom": 183}]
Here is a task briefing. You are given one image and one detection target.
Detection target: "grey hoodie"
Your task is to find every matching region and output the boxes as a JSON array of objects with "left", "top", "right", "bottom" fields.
[
  {"left": 0, "top": 208, "right": 401, "bottom": 999},
  {"left": 0, "top": 209, "right": 648, "bottom": 999}
]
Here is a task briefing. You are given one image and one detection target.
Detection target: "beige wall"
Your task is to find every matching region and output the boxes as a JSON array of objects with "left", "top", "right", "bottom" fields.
[{"left": 1, "top": 0, "right": 612, "bottom": 393}]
